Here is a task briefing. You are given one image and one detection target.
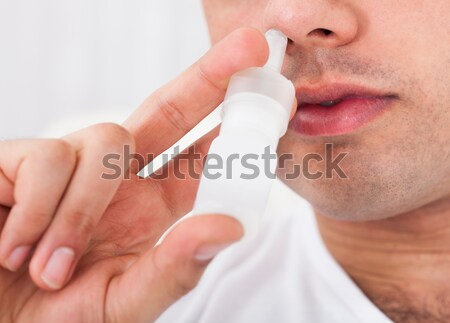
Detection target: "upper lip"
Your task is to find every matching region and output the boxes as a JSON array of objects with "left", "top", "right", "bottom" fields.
[{"left": 295, "top": 83, "right": 398, "bottom": 106}]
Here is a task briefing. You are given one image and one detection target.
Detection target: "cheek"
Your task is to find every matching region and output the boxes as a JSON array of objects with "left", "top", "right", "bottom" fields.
[
  {"left": 203, "top": 0, "right": 267, "bottom": 44},
  {"left": 360, "top": 1, "right": 450, "bottom": 92}
]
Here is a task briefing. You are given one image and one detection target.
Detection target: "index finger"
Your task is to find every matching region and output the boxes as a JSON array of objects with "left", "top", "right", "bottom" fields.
[{"left": 123, "top": 27, "right": 269, "bottom": 171}]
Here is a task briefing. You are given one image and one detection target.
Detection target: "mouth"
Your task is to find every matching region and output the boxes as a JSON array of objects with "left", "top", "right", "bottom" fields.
[{"left": 288, "top": 84, "right": 399, "bottom": 136}]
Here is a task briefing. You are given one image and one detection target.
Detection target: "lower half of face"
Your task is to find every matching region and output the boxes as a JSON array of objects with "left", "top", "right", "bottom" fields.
[
  {"left": 203, "top": 0, "right": 450, "bottom": 220},
  {"left": 278, "top": 107, "right": 450, "bottom": 220}
]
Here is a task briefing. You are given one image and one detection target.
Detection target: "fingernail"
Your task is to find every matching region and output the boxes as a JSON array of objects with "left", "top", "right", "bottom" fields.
[
  {"left": 5, "top": 245, "right": 32, "bottom": 271},
  {"left": 41, "top": 247, "right": 75, "bottom": 290},
  {"left": 194, "top": 243, "right": 233, "bottom": 262}
]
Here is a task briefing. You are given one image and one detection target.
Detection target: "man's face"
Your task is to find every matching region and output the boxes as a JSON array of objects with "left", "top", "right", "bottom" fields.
[{"left": 202, "top": 0, "right": 450, "bottom": 221}]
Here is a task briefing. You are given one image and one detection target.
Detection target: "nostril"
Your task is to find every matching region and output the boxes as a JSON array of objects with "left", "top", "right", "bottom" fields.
[
  {"left": 286, "top": 37, "right": 295, "bottom": 54},
  {"left": 308, "top": 28, "right": 334, "bottom": 37},
  {"left": 321, "top": 28, "right": 333, "bottom": 36}
]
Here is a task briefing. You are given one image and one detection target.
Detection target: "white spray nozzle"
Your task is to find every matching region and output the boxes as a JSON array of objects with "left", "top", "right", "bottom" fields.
[{"left": 264, "top": 29, "right": 288, "bottom": 72}]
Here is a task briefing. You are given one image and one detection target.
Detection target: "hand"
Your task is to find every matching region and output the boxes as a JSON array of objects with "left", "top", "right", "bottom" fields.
[{"left": 0, "top": 28, "right": 268, "bottom": 323}]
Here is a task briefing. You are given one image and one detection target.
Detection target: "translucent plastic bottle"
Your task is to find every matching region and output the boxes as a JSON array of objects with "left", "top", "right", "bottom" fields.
[{"left": 193, "top": 29, "right": 295, "bottom": 237}]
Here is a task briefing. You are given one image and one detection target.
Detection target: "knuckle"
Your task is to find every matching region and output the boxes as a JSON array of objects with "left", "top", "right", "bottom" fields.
[
  {"left": 4, "top": 207, "right": 50, "bottom": 242},
  {"left": 163, "top": 276, "right": 196, "bottom": 301},
  {"left": 157, "top": 92, "right": 191, "bottom": 134},
  {"left": 171, "top": 274, "right": 197, "bottom": 298},
  {"left": 28, "top": 209, "right": 52, "bottom": 227},
  {"left": 63, "top": 209, "right": 98, "bottom": 237},
  {"left": 88, "top": 123, "right": 134, "bottom": 152},
  {"left": 152, "top": 248, "right": 197, "bottom": 301},
  {"left": 35, "top": 139, "right": 76, "bottom": 167}
]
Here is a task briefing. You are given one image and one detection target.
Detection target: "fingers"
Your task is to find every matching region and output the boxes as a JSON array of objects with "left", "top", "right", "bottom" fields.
[
  {"left": 28, "top": 123, "right": 134, "bottom": 290},
  {"left": 106, "top": 214, "right": 243, "bottom": 323},
  {"left": 0, "top": 139, "right": 77, "bottom": 272},
  {"left": 124, "top": 27, "right": 269, "bottom": 172},
  {"left": 0, "top": 124, "right": 134, "bottom": 291}
]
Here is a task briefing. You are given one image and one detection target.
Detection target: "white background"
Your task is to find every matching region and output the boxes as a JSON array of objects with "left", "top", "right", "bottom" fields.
[{"left": 0, "top": 0, "right": 210, "bottom": 139}]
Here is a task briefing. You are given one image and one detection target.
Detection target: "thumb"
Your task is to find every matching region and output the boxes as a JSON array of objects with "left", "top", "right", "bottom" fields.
[{"left": 107, "top": 214, "right": 243, "bottom": 323}]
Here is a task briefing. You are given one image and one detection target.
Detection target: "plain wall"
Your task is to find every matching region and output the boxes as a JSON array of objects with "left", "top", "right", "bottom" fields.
[{"left": 0, "top": 0, "right": 210, "bottom": 139}]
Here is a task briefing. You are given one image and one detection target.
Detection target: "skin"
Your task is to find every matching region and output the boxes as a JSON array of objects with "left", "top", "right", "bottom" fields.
[
  {"left": 202, "top": 0, "right": 450, "bottom": 322},
  {"left": 0, "top": 2, "right": 448, "bottom": 323}
]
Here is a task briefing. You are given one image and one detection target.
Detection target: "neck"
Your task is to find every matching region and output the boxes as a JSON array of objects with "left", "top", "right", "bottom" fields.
[{"left": 316, "top": 196, "right": 450, "bottom": 323}]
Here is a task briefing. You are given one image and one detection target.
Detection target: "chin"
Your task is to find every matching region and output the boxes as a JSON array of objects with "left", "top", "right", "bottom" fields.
[
  {"left": 280, "top": 171, "right": 447, "bottom": 222},
  {"left": 277, "top": 149, "right": 442, "bottom": 222}
]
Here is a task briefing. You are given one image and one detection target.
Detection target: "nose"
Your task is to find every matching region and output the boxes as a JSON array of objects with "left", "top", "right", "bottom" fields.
[{"left": 263, "top": 0, "right": 359, "bottom": 49}]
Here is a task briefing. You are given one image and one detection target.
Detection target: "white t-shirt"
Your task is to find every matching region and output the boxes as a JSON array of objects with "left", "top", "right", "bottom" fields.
[{"left": 157, "top": 203, "right": 393, "bottom": 323}]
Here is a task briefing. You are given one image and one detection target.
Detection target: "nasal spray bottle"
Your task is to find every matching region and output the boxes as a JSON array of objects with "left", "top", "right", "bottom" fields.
[{"left": 193, "top": 29, "right": 295, "bottom": 238}]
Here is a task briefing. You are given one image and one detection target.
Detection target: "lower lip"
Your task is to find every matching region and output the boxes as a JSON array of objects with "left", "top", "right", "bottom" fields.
[{"left": 288, "top": 96, "right": 395, "bottom": 136}]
